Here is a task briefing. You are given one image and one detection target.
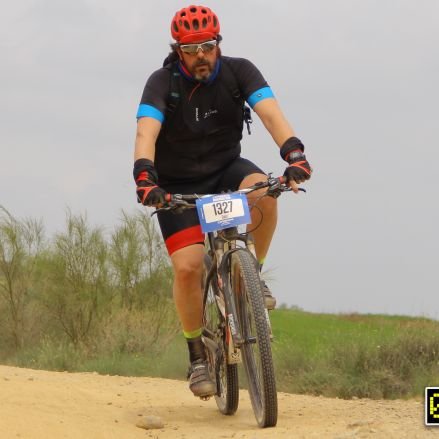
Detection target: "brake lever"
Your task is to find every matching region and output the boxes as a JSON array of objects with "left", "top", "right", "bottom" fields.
[
  {"left": 279, "top": 187, "right": 306, "bottom": 193},
  {"left": 267, "top": 173, "right": 307, "bottom": 193},
  {"left": 151, "top": 198, "right": 193, "bottom": 216},
  {"left": 266, "top": 178, "right": 306, "bottom": 196}
]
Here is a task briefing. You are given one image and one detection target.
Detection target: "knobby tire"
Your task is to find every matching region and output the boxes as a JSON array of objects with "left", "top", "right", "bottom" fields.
[{"left": 231, "top": 250, "right": 277, "bottom": 427}]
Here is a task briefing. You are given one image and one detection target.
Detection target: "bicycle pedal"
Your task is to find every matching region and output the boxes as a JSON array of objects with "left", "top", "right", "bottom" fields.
[{"left": 199, "top": 395, "right": 211, "bottom": 401}]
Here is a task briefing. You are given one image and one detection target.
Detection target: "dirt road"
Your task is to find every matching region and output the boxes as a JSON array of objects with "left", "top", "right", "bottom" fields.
[{"left": 0, "top": 365, "right": 436, "bottom": 438}]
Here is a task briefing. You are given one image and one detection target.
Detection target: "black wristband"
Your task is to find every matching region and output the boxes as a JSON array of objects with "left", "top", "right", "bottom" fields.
[
  {"left": 279, "top": 137, "right": 305, "bottom": 162},
  {"left": 133, "top": 158, "right": 158, "bottom": 183}
]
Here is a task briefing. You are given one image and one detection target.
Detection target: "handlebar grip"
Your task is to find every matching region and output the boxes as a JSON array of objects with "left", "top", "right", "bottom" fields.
[{"left": 164, "top": 193, "right": 172, "bottom": 203}]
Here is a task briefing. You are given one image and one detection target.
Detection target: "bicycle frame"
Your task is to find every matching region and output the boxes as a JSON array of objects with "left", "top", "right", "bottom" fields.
[{"left": 204, "top": 227, "right": 259, "bottom": 351}]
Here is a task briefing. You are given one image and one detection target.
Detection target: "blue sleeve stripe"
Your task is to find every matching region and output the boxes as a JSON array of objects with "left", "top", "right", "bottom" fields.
[
  {"left": 247, "top": 87, "right": 275, "bottom": 109},
  {"left": 136, "top": 104, "right": 164, "bottom": 123}
]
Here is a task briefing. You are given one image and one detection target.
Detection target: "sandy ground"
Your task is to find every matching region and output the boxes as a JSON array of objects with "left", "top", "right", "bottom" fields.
[{"left": 0, "top": 365, "right": 437, "bottom": 439}]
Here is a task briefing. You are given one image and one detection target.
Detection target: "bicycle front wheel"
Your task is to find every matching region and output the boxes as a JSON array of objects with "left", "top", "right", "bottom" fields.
[
  {"left": 203, "top": 255, "right": 239, "bottom": 415},
  {"left": 231, "top": 250, "right": 277, "bottom": 427}
]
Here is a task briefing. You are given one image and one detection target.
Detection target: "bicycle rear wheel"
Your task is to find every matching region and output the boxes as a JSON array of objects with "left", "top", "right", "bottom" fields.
[
  {"left": 202, "top": 255, "right": 239, "bottom": 415},
  {"left": 231, "top": 250, "right": 277, "bottom": 427}
]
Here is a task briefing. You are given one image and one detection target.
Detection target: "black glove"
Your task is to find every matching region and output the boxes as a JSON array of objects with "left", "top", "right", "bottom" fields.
[
  {"left": 280, "top": 137, "right": 312, "bottom": 183},
  {"left": 133, "top": 158, "right": 167, "bottom": 206}
]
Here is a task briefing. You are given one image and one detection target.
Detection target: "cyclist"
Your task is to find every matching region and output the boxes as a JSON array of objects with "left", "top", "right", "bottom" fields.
[{"left": 133, "top": 5, "right": 312, "bottom": 398}]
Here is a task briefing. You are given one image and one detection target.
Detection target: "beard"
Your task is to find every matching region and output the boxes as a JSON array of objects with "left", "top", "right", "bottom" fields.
[{"left": 191, "top": 58, "right": 215, "bottom": 81}]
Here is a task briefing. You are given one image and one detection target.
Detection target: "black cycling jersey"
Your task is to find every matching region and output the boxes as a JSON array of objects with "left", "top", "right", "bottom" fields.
[{"left": 138, "top": 56, "right": 270, "bottom": 185}]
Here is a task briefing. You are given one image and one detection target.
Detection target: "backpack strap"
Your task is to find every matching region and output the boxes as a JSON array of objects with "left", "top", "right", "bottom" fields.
[
  {"left": 219, "top": 60, "right": 242, "bottom": 101},
  {"left": 221, "top": 60, "right": 253, "bottom": 135},
  {"left": 166, "top": 61, "right": 181, "bottom": 116}
]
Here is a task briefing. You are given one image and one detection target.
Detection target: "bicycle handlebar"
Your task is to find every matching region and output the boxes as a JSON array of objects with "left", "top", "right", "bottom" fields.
[{"left": 153, "top": 174, "right": 305, "bottom": 214}]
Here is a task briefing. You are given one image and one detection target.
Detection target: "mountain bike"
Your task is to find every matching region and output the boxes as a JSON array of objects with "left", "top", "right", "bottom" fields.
[{"left": 156, "top": 175, "right": 293, "bottom": 428}]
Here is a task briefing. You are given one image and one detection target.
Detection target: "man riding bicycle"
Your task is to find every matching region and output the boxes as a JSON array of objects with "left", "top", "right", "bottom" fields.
[{"left": 133, "top": 5, "right": 312, "bottom": 398}]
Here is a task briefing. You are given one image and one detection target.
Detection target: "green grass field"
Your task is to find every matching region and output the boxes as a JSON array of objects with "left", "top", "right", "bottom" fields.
[
  {"left": 5, "top": 309, "right": 439, "bottom": 400},
  {"left": 270, "top": 309, "right": 439, "bottom": 398}
]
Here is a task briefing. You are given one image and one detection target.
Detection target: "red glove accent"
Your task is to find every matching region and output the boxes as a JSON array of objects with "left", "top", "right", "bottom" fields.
[
  {"left": 136, "top": 184, "right": 167, "bottom": 206},
  {"left": 283, "top": 152, "right": 312, "bottom": 183},
  {"left": 133, "top": 159, "right": 166, "bottom": 206}
]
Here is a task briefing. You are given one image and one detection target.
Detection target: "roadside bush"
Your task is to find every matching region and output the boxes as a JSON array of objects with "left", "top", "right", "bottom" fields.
[
  {"left": 109, "top": 210, "right": 171, "bottom": 309},
  {"left": 95, "top": 300, "right": 180, "bottom": 355},
  {"left": 38, "top": 210, "right": 108, "bottom": 347},
  {"left": 0, "top": 207, "right": 45, "bottom": 350}
]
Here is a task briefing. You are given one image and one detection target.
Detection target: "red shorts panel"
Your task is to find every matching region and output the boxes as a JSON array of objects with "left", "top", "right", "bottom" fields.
[{"left": 164, "top": 225, "right": 204, "bottom": 255}]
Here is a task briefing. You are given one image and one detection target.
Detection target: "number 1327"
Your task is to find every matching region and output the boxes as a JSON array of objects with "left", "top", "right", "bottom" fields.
[{"left": 212, "top": 201, "right": 233, "bottom": 215}]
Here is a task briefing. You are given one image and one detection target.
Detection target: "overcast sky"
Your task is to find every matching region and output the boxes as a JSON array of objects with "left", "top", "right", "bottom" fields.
[{"left": 1, "top": 1, "right": 438, "bottom": 318}]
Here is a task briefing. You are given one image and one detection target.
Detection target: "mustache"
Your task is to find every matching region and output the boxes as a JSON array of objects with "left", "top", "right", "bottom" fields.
[{"left": 194, "top": 59, "right": 209, "bottom": 67}]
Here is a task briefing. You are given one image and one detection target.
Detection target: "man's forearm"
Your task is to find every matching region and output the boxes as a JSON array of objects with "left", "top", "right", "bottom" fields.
[
  {"left": 134, "top": 117, "right": 161, "bottom": 161},
  {"left": 253, "top": 98, "right": 296, "bottom": 147},
  {"left": 134, "top": 133, "right": 156, "bottom": 161}
]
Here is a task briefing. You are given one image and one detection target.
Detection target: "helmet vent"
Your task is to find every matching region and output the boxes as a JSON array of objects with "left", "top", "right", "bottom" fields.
[{"left": 171, "top": 6, "right": 220, "bottom": 42}]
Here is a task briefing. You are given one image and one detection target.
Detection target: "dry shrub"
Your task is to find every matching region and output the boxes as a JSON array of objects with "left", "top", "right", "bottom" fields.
[{"left": 96, "top": 300, "right": 180, "bottom": 355}]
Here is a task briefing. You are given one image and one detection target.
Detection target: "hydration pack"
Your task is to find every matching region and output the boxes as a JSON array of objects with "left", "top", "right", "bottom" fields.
[{"left": 163, "top": 59, "right": 253, "bottom": 135}]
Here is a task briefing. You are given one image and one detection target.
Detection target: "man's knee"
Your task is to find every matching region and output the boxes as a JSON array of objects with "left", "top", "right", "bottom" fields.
[
  {"left": 171, "top": 245, "right": 204, "bottom": 283},
  {"left": 174, "top": 262, "right": 203, "bottom": 284},
  {"left": 239, "top": 172, "right": 267, "bottom": 190},
  {"left": 240, "top": 173, "right": 276, "bottom": 204},
  {"left": 257, "top": 192, "right": 277, "bottom": 208},
  {"left": 249, "top": 188, "right": 278, "bottom": 217}
]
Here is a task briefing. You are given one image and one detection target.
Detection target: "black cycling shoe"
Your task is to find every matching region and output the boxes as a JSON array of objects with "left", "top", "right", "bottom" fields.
[
  {"left": 187, "top": 359, "right": 216, "bottom": 398},
  {"left": 261, "top": 280, "right": 276, "bottom": 310}
]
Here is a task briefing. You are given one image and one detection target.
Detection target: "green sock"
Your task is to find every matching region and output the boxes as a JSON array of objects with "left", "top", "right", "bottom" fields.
[
  {"left": 183, "top": 328, "right": 203, "bottom": 339},
  {"left": 184, "top": 328, "right": 205, "bottom": 363}
]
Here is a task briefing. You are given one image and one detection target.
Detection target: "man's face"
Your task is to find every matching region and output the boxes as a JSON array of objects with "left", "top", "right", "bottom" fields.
[{"left": 178, "top": 40, "right": 219, "bottom": 81}]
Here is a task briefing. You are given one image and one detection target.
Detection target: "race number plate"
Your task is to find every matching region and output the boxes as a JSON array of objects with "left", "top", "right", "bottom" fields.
[{"left": 196, "top": 193, "right": 251, "bottom": 233}]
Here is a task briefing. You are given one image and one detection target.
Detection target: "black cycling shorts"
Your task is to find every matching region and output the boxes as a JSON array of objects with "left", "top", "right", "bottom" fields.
[{"left": 157, "top": 157, "right": 265, "bottom": 255}]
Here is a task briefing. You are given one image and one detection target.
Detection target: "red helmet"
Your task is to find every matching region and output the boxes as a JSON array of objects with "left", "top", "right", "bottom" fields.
[{"left": 171, "top": 5, "right": 220, "bottom": 44}]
